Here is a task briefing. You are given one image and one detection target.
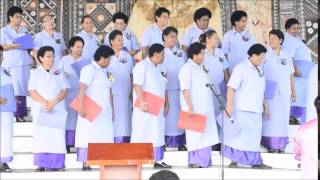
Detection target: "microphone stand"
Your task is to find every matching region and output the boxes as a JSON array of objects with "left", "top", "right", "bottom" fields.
[{"left": 206, "top": 83, "right": 232, "bottom": 180}]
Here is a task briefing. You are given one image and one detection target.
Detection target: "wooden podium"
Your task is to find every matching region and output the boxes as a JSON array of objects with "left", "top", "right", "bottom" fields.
[{"left": 87, "top": 143, "right": 154, "bottom": 180}]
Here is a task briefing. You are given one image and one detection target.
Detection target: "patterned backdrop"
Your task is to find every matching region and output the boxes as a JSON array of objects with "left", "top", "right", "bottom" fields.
[{"left": 0, "top": 0, "right": 318, "bottom": 60}]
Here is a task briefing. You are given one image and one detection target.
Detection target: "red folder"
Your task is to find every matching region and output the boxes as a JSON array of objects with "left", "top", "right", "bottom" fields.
[
  {"left": 134, "top": 91, "right": 164, "bottom": 116},
  {"left": 70, "top": 96, "right": 102, "bottom": 122},
  {"left": 177, "top": 111, "right": 207, "bottom": 133}
]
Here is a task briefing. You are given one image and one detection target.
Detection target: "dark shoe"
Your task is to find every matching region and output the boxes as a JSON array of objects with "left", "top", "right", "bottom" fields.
[
  {"left": 178, "top": 145, "right": 188, "bottom": 151},
  {"left": 16, "top": 117, "right": 26, "bottom": 122},
  {"left": 252, "top": 164, "right": 272, "bottom": 169},
  {"left": 82, "top": 163, "right": 91, "bottom": 171},
  {"left": 278, "top": 149, "right": 285, "bottom": 153},
  {"left": 66, "top": 145, "right": 71, "bottom": 153},
  {"left": 268, "top": 149, "right": 277, "bottom": 153},
  {"left": 47, "top": 168, "right": 65, "bottom": 172},
  {"left": 228, "top": 162, "right": 238, "bottom": 168},
  {"left": 0, "top": 163, "right": 12, "bottom": 172},
  {"left": 188, "top": 164, "right": 202, "bottom": 168},
  {"left": 297, "top": 163, "right": 301, "bottom": 168},
  {"left": 289, "top": 116, "right": 300, "bottom": 125},
  {"left": 35, "top": 167, "right": 45, "bottom": 172},
  {"left": 154, "top": 162, "right": 172, "bottom": 169}
]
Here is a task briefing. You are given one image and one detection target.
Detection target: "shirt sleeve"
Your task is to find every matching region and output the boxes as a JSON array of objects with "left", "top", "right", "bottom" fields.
[
  {"left": 221, "top": 32, "right": 230, "bottom": 55},
  {"left": 227, "top": 65, "right": 243, "bottom": 90},
  {"left": 0, "top": 29, "right": 7, "bottom": 45},
  {"left": 80, "top": 66, "right": 94, "bottom": 86},
  {"left": 33, "top": 33, "right": 42, "bottom": 50},
  {"left": 287, "top": 54, "right": 295, "bottom": 74},
  {"left": 60, "top": 72, "right": 70, "bottom": 89},
  {"left": 133, "top": 62, "right": 146, "bottom": 86},
  {"left": 131, "top": 32, "right": 141, "bottom": 51},
  {"left": 28, "top": 69, "right": 37, "bottom": 91},
  {"left": 182, "top": 28, "right": 192, "bottom": 47},
  {"left": 282, "top": 38, "right": 297, "bottom": 59},
  {"left": 141, "top": 28, "right": 151, "bottom": 48},
  {"left": 178, "top": 65, "right": 191, "bottom": 90},
  {"left": 104, "top": 32, "right": 110, "bottom": 46}
]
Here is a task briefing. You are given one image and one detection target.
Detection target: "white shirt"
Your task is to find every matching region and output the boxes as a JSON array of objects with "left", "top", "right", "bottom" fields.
[
  {"left": 133, "top": 57, "right": 166, "bottom": 99},
  {"left": 0, "top": 25, "right": 33, "bottom": 67},
  {"left": 80, "top": 61, "right": 112, "bottom": 110},
  {"left": 104, "top": 27, "right": 140, "bottom": 52},
  {"left": 263, "top": 48, "right": 294, "bottom": 96},
  {"left": 28, "top": 65, "right": 69, "bottom": 110},
  {"left": 108, "top": 50, "right": 134, "bottom": 96},
  {"left": 34, "top": 30, "right": 66, "bottom": 66},
  {"left": 57, "top": 55, "right": 88, "bottom": 99},
  {"left": 141, "top": 23, "right": 165, "bottom": 47},
  {"left": 227, "top": 59, "right": 265, "bottom": 113},
  {"left": 179, "top": 59, "right": 213, "bottom": 114},
  {"left": 282, "top": 32, "right": 312, "bottom": 61},
  {"left": 182, "top": 25, "right": 212, "bottom": 47},
  {"left": 76, "top": 30, "right": 100, "bottom": 61},
  {"left": 159, "top": 47, "right": 186, "bottom": 90},
  {"left": 203, "top": 48, "right": 229, "bottom": 86},
  {"left": 221, "top": 29, "right": 255, "bottom": 71}
]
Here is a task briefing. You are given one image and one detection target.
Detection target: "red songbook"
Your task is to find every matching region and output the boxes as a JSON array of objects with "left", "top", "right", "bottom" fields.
[
  {"left": 134, "top": 91, "right": 164, "bottom": 116},
  {"left": 177, "top": 111, "right": 207, "bottom": 133},
  {"left": 70, "top": 96, "right": 102, "bottom": 122}
]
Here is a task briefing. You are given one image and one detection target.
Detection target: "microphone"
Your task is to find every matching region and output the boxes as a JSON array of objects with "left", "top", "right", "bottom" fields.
[{"left": 206, "top": 83, "right": 235, "bottom": 124}]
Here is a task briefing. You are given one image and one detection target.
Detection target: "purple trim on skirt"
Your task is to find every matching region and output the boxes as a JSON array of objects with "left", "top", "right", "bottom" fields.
[
  {"left": 14, "top": 96, "right": 27, "bottom": 117},
  {"left": 65, "top": 130, "right": 75, "bottom": 146},
  {"left": 290, "top": 106, "right": 306, "bottom": 124},
  {"left": 76, "top": 148, "right": 88, "bottom": 162},
  {"left": 165, "top": 134, "right": 186, "bottom": 148},
  {"left": 33, "top": 153, "right": 65, "bottom": 169},
  {"left": 114, "top": 136, "right": 131, "bottom": 143},
  {"left": 154, "top": 146, "right": 165, "bottom": 161},
  {"left": 223, "top": 145, "right": 263, "bottom": 165},
  {"left": 188, "top": 146, "right": 212, "bottom": 168},
  {"left": 1, "top": 156, "right": 13, "bottom": 163},
  {"left": 261, "top": 136, "right": 289, "bottom": 151}
]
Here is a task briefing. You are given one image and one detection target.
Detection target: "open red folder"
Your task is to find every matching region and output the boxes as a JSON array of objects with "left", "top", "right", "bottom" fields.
[
  {"left": 134, "top": 91, "right": 164, "bottom": 116},
  {"left": 177, "top": 111, "right": 207, "bottom": 133},
  {"left": 70, "top": 96, "right": 102, "bottom": 122}
]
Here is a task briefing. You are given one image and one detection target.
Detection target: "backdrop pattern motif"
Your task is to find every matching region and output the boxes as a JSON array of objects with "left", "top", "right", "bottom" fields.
[{"left": 0, "top": 0, "right": 318, "bottom": 60}]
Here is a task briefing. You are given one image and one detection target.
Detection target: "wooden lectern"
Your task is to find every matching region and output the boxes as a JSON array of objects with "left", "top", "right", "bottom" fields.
[{"left": 87, "top": 143, "right": 154, "bottom": 180}]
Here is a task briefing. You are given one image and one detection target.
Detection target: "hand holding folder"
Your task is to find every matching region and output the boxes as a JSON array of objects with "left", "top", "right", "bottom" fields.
[
  {"left": 70, "top": 95, "right": 102, "bottom": 122},
  {"left": 134, "top": 91, "right": 164, "bottom": 116},
  {"left": 15, "top": 34, "right": 35, "bottom": 50},
  {"left": 177, "top": 111, "right": 207, "bottom": 133}
]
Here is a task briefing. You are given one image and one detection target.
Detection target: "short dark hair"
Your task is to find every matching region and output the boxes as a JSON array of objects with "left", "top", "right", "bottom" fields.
[
  {"left": 247, "top": 44, "right": 267, "bottom": 57},
  {"left": 93, "top": 45, "right": 115, "bottom": 62},
  {"left": 112, "top": 12, "right": 128, "bottom": 24},
  {"left": 149, "top": 170, "right": 180, "bottom": 180},
  {"left": 68, "top": 36, "right": 84, "bottom": 49},
  {"left": 81, "top": 15, "right": 92, "bottom": 24},
  {"left": 199, "top": 29, "right": 217, "bottom": 44},
  {"left": 285, "top": 18, "right": 299, "bottom": 30},
  {"left": 149, "top": 43, "right": 164, "bottom": 57},
  {"left": 109, "top": 30, "right": 123, "bottom": 46},
  {"left": 230, "top": 10, "right": 247, "bottom": 26},
  {"left": 269, "top": 29, "right": 284, "bottom": 45},
  {"left": 7, "top": 6, "right": 23, "bottom": 23},
  {"left": 187, "top": 42, "right": 206, "bottom": 59},
  {"left": 154, "top": 7, "right": 170, "bottom": 22},
  {"left": 37, "top": 46, "right": 55, "bottom": 63},
  {"left": 194, "top": 8, "right": 212, "bottom": 23},
  {"left": 162, "top": 26, "right": 178, "bottom": 42}
]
